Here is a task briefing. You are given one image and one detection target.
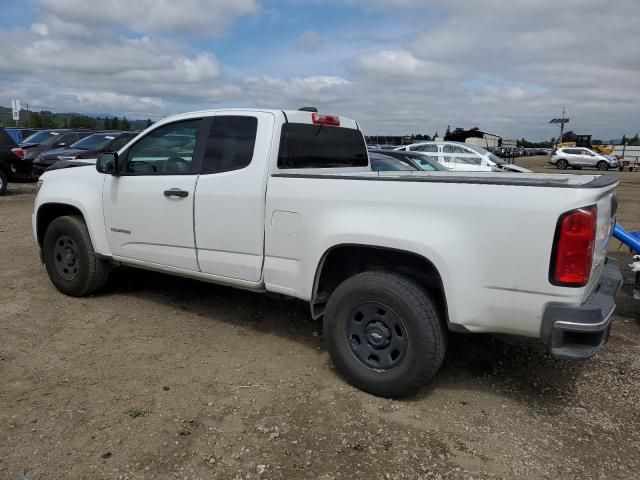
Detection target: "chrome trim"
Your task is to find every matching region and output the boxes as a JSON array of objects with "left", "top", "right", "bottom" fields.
[{"left": 554, "top": 305, "right": 615, "bottom": 332}]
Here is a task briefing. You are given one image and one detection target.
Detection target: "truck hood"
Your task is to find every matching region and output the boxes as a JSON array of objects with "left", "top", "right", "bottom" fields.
[{"left": 42, "top": 159, "right": 96, "bottom": 173}]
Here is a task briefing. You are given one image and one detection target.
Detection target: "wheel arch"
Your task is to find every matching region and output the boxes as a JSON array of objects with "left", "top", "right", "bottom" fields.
[
  {"left": 36, "top": 203, "right": 87, "bottom": 247},
  {"left": 310, "top": 244, "right": 450, "bottom": 328}
]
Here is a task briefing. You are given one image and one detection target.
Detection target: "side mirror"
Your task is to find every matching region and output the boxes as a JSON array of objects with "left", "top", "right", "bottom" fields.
[{"left": 96, "top": 152, "right": 119, "bottom": 175}]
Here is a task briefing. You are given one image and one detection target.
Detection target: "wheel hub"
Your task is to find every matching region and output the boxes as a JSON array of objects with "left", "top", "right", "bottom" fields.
[
  {"left": 365, "top": 321, "right": 391, "bottom": 348},
  {"left": 346, "top": 302, "right": 407, "bottom": 371},
  {"left": 53, "top": 235, "right": 80, "bottom": 281}
]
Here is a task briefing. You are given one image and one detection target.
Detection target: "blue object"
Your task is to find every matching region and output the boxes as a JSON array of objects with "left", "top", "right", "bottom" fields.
[
  {"left": 5, "top": 128, "right": 23, "bottom": 143},
  {"left": 613, "top": 223, "right": 640, "bottom": 254}
]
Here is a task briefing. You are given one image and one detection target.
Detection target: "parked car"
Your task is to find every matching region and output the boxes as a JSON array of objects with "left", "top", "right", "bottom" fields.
[
  {"left": 369, "top": 152, "right": 418, "bottom": 171},
  {"left": 0, "top": 127, "right": 38, "bottom": 194},
  {"left": 369, "top": 149, "right": 447, "bottom": 172},
  {"left": 395, "top": 141, "right": 532, "bottom": 173},
  {"left": 34, "top": 108, "right": 621, "bottom": 397},
  {"left": 32, "top": 131, "right": 136, "bottom": 177},
  {"left": 10, "top": 129, "right": 96, "bottom": 180},
  {"left": 549, "top": 147, "right": 617, "bottom": 171}
]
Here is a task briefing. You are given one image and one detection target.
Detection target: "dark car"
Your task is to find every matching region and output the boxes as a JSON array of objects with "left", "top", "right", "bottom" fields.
[
  {"left": 0, "top": 127, "right": 39, "bottom": 195},
  {"left": 32, "top": 131, "right": 136, "bottom": 177},
  {"left": 369, "top": 149, "right": 447, "bottom": 172},
  {"left": 10, "top": 129, "right": 96, "bottom": 180}
]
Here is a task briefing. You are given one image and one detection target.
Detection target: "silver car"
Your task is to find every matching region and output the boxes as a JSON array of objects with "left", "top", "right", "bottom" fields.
[{"left": 549, "top": 147, "right": 618, "bottom": 171}]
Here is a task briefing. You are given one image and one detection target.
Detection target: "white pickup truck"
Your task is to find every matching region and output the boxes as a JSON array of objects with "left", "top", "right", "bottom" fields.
[{"left": 33, "top": 108, "right": 623, "bottom": 397}]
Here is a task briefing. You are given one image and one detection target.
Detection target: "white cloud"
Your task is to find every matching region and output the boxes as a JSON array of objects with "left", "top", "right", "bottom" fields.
[{"left": 40, "top": 0, "right": 259, "bottom": 35}]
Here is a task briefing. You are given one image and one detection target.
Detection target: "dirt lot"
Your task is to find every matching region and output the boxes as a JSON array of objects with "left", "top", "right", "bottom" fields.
[{"left": 1, "top": 157, "right": 639, "bottom": 480}]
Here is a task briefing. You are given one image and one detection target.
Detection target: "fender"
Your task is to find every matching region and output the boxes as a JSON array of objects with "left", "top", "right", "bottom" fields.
[{"left": 34, "top": 166, "right": 111, "bottom": 256}]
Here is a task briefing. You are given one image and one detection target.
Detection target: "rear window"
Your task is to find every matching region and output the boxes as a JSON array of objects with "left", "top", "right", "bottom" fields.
[
  {"left": 277, "top": 123, "right": 368, "bottom": 169},
  {"left": 0, "top": 129, "right": 16, "bottom": 147},
  {"left": 22, "top": 131, "right": 59, "bottom": 144}
]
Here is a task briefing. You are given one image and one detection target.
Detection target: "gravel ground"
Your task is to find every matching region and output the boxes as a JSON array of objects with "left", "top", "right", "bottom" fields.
[{"left": 1, "top": 158, "right": 639, "bottom": 480}]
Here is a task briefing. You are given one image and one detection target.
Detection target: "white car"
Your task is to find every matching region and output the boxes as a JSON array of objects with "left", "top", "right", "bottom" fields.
[
  {"left": 33, "top": 108, "right": 621, "bottom": 397},
  {"left": 395, "top": 141, "right": 532, "bottom": 173},
  {"left": 549, "top": 147, "right": 618, "bottom": 171}
]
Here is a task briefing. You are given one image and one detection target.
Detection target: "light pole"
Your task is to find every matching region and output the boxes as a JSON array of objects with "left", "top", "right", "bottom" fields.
[{"left": 548, "top": 106, "right": 570, "bottom": 147}]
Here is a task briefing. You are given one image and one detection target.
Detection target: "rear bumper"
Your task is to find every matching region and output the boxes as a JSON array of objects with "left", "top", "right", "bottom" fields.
[{"left": 542, "top": 259, "right": 623, "bottom": 360}]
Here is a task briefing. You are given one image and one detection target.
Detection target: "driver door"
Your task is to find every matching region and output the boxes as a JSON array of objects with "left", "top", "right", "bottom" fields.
[{"left": 102, "top": 118, "right": 207, "bottom": 271}]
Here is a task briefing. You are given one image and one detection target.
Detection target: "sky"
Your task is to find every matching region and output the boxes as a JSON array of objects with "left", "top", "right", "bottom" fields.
[{"left": 0, "top": 0, "right": 638, "bottom": 140}]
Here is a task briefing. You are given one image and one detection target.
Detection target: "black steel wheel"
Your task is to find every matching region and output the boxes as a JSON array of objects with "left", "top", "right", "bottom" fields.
[
  {"left": 43, "top": 215, "right": 110, "bottom": 296},
  {"left": 597, "top": 161, "right": 609, "bottom": 171},
  {"left": 324, "top": 271, "right": 446, "bottom": 397},
  {"left": 53, "top": 235, "right": 80, "bottom": 281},
  {"left": 346, "top": 302, "right": 407, "bottom": 371},
  {"left": 556, "top": 159, "right": 568, "bottom": 169}
]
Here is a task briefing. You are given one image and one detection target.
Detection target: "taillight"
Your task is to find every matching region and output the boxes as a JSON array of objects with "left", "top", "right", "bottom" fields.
[
  {"left": 11, "top": 147, "right": 24, "bottom": 159},
  {"left": 312, "top": 112, "right": 340, "bottom": 126},
  {"left": 550, "top": 206, "right": 597, "bottom": 287}
]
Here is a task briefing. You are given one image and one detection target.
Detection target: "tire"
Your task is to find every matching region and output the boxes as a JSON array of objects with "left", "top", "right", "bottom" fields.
[
  {"left": 43, "top": 215, "right": 110, "bottom": 297},
  {"left": 323, "top": 271, "right": 447, "bottom": 397},
  {"left": 556, "top": 159, "right": 568, "bottom": 170},
  {"left": 597, "top": 161, "right": 609, "bottom": 171},
  {"left": 0, "top": 169, "right": 7, "bottom": 195}
]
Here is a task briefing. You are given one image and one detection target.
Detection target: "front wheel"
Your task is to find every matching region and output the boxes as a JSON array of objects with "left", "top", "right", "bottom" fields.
[
  {"left": 556, "top": 159, "right": 568, "bottom": 169},
  {"left": 597, "top": 161, "right": 609, "bottom": 171},
  {"left": 323, "top": 271, "right": 447, "bottom": 397},
  {"left": 43, "top": 215, "right": 110, "bottom": 297}
]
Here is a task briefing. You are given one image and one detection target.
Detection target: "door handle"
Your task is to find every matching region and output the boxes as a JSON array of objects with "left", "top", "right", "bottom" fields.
[{"left": 163, "top": 189, "right": 189, "bottom": 198}]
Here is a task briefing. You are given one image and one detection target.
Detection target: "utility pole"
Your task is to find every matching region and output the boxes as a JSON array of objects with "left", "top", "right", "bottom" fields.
[
  {"left": 559, "top": 106, "right": 566, "bottom": 145},
  {"left": 548, "top": 107, "right": 569, "bottom": 147}
]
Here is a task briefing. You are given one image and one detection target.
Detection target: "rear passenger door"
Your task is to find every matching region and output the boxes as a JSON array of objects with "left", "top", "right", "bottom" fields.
[{"left": 193, "top": 111, "right": 274, "bottom": 283}]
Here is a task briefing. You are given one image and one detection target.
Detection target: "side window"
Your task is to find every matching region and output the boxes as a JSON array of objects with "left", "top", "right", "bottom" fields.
[
  {"left": 443, "top": 145, "right": 467, "bottom": 153},
  {"left": 414, "top": 144, "right": 438, "bottom": 153},
  {"left": 109, "top": 135, "right": 131, "bottom": 151},
  {"left": 57, "top": 132, "right": 77, "bottom": 146},
  {"left": 201, "top": 116, "right": 258, "bottom": 174},
  {"left": 125, "top": 119, "right": 201, "bottom": 175}
]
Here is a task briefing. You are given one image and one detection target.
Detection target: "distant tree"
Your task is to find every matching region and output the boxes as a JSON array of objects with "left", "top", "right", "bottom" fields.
[
  {"left": 621, "top": 134, "right": 628, "bottom": 145},
  {"left": 31, "top": 112, "right": 43, "bottom": 128},
  {"left": 145, "top": 118, "right": 153, "bottom": 128},
  {"left": 444, "top": 125, "right": 451, "bottom": 138},
  {"left": 433, "top": 131, "right": 438, "bottom": 139},
  {"left": 104, "top": 117, "right": 111, "bottom": 129},
  {"left": 629, "top": 134, "right": 640, "bottom": 146},
  {"left": 112, "top": 116, "right": 119, "bottom": 130},
  {"left": 121, "top": 116, "right": 131, "bottom": 131}
]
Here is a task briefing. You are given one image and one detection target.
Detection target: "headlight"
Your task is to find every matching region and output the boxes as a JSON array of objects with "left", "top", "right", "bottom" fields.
[{"left": 35, "top": 179, "right": 43, "bottom": 196}]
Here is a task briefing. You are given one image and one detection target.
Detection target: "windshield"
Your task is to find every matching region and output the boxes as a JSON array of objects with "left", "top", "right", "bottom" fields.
[
  {"left": 464, "top": 143, "right": 505, "bottom": 165},
  {"left": 71, "top": 134, "right": 114, "bottom": 150},
  {"left": 22, "top": 131, "right": 59, "bottom": 144}
]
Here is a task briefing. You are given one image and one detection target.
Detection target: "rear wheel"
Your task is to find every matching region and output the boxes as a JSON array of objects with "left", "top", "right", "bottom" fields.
[
  {"left": 0, "top": 169, "right": 7, "bottom": 195},
  {"left": 556, "top": 159, "right": 568, "bottom": 169},
  {"left": 43, "top": 215, "right": 110, "bottom": 296},
  {"left": 597, "top": 161, "right": 609, "bottom": 171},
  {"left": 323, "top": 271, "right": 446, "bottom": 397}
]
